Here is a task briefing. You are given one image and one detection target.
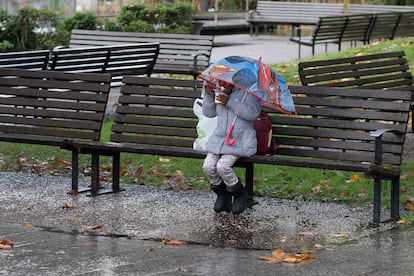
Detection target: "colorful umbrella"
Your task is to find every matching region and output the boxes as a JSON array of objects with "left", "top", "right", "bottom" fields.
[
  {"left": 198, "top": 56, "right": 296, "bottom": 146},
  {"left": 198, "top": 55, "right": 296, "bottom": 115}
]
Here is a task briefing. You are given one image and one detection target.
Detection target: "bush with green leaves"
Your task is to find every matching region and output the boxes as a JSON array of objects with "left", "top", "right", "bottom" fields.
[
  {"left": 104, "top": 2, "right": 195, "bottom": 34},
  {"left": 0, "top": 7, "right": 63, "bottom": 51}
]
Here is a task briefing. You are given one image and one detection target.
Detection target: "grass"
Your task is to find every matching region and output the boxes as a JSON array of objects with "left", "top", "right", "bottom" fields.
[{"left": 1, "top": 37, "right": 414, "bottom": 210}]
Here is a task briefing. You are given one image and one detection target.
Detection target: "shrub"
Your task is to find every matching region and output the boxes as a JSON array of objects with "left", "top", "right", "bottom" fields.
[{"left": 105, "top": 2, "right": 195, "bottom": 34}]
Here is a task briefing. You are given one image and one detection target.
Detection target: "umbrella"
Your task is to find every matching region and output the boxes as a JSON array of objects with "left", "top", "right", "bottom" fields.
[
  {"left": 198, "top": 55, "right": 296, "bottom": 146},
  {"left": 198, "top": 55, "right": 296, "bottom": 115}
]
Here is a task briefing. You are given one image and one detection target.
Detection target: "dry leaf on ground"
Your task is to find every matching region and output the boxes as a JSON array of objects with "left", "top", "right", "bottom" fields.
[
  {"left": 81, "top": 224, "right": 104, "bottom": 230},
  {"left": 258, "top": 248, "right": 315, "bottom": 263},
  {"left": 0, "top": 239, "right": 14, "bottom": 250},
  {"left": 161, "top": 237, "right": 187, "bottom": 246}
]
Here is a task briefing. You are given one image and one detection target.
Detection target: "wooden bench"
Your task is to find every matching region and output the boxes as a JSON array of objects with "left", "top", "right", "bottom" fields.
[
  {"left": 289, "top": 15, "right": 349, "bottom": 58},
  {"left": 0, "top": 68, "right": 112, "bottom": 193},
  {"left": 247, "top": 1, "right": 344, "bottom": 36},
  {"left": 298, "top": 51, "right": 414, "bottom": 130},
  {"left": 68, "top": 29, "right": 214, "bottom": 78},
  {"left": 0, "top": 50, "right": 50, "bottom": 70},
  {"left": 49, "top": 43, "right": 160, "bottom": 87},
  {"left": 289, "top": 12, "right": 407, "bottom": 58},
  {"left": 65, "top": 76, "right": 411, "bottom": 224}
]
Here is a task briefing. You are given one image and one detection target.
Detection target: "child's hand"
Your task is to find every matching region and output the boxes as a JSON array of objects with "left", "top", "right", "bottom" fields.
[
  {"left": 205, "top": 85, "right": 214, "bottom": 95},
  {"left": 215, "top": 93, "right": 229, "bottom": 105}
]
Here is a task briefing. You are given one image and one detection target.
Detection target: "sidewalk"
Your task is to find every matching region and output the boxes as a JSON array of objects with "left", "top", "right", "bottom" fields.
[
  {"left": 1, "top": 172, "right": 413, "bottom": 275},
  {"left": 211, "top": 34, "right": 353, "bottom": 64}
]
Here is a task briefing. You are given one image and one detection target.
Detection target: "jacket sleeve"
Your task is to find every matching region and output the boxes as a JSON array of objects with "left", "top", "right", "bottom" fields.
[
  {"left": 202, "top": 92, "right": 217, "bottom": 118},
  {"left": 227, "top": 91, "right": 261, "bottom": 121}
]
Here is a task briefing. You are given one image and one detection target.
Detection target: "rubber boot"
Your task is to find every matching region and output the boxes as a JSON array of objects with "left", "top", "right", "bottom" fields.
[
  {"left": 210, "top": 182, "right": 231, "bottom": 212},
  {"left": 227, "top": 181, "right": 247, "bottom": 214}
]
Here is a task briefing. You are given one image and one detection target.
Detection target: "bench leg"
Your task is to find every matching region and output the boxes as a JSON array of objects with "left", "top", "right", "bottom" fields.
[
  {"left": 112, "top": 152, "right": 121, "bottom": 193},
  {"left": 245, "top": 163, "right": 257, "bottom": 207},
  {"left": 90, "top": 152, "right": 100, "bottom": 196},
  {"left": 70, "top": 149, "right": 79, "bottom": 193},
  {"left": 373, "top": 176, "right": 381, "bottom": 224},
  {"left": 391, "top": 177, "right": 400, "bottom": 222}
]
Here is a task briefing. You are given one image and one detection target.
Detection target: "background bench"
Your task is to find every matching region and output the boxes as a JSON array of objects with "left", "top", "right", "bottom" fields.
[
  {"left": 289, "top": 15, "right": 349, "bottom": 58},
  {"left": 49, "top": 43, "right": 159, "bottom": 87},
  {"left": 68, "top": 29, "right": 214, "bottom": 78},
  {"left": 289, "top": 12, "right": 411, "bottom": 58},
  {"left": 298, "top": 51, "right": 414, "bottom": 131},
  {"left": 0, "top": 50, "right": 50, "bottom": 70},
  {"left": 248, "top": 1, "right": 344, "bottom": 36},
  {"left": 0, "top": 68, "right": 112, "bottom": 193},
  {"left": 66, "top": 76, "right": 411, "bottom": 224}
]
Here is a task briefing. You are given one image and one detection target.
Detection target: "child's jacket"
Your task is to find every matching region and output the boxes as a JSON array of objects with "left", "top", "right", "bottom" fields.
[{"left": 202, "top": 88, "right": 261, "bottom": 157}]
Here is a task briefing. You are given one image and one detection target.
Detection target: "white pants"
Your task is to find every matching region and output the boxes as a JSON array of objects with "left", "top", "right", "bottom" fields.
[{"left": 203, "top": 153, "right": 239, "bottom": 187}]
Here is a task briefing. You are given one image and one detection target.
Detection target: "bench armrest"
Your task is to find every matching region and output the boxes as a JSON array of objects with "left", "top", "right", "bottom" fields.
[
  {"left": 370, "top": 128, "right": 404, "bottom": 165},
  {"left": 193, "top": 52, "right": 210, "bottom": 73},
  {"left": 53, "top": 45, "right": 68, "bottom": 50},
  {"left": 248, "top": 10, "right": 259, "bottom": 19}
]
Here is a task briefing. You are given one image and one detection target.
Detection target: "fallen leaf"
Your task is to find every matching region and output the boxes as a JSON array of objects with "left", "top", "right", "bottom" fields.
[
  {"left": 333, "top": 233, "right": 348, "bottom": 239},
  {"left": 159, "top": 157, "right": 170, "bottom": 163},
  {"left": 67, "top": 189, "right": 79, "bottom": 195},
  {"left": 258, "top": 248, "right": 315, "bottom": 263},
  {"left": 272, "top": 248, "right": 285, "bottom": 259},
  {"left": 282, "top": 257, "right": 299, "bottom": 263},
  {"left": 279, "top": 236, "right": 287, "bottom": 243},
  {"left": 0, "top": 239, "right": 14, "bottom": 250},
  {"left": 298, "top": 231, "right": 314, "bottom": 237},
  {"left": 397, "top": 219, "right": 406, "bottom": 225},
  {"left": 258, "top": 255, "right": 280, "bottom": 262},
  {"left": 82, "top": 224, "right": 104, "bottom": 230},
  {"left": 405, "top": 201, "right": 414, "bottom": 211},
  {"left": 161, "top": 237, "right": 186, "bottom": 246},
  {"left": 61, "top": 203, "right": 75, "bottom": 209}
]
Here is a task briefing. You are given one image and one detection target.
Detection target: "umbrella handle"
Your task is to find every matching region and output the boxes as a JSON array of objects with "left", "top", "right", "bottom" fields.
[{"left": 225, "top": 125, "right": 236, "bottom": 146}]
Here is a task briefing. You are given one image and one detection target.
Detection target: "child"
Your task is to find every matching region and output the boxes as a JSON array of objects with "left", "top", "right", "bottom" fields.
[{"left": 202, "top": 80, "right": 261, "bottom": 214}]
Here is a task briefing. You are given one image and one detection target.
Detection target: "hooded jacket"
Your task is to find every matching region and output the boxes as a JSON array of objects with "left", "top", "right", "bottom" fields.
[{"left": 202, "top": 87, "right": 261, "bottom": 157}]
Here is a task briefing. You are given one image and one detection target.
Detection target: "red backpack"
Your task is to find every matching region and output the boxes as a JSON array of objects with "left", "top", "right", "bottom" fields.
[{"left": 254, "top": 111, "right": 279, "bottom": 155}]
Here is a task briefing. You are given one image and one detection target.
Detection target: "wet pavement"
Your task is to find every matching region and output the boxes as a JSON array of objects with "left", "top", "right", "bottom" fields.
[{"left": 1, "top": 172, "right": 413, "bottom": 275}]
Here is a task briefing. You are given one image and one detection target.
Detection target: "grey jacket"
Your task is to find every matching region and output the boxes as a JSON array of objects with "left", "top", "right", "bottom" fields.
[{"left": 202, "top": 87, "right": 261, "bottom": 157}]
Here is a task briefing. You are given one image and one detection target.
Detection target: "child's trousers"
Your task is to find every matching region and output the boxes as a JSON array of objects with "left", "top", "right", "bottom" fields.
[{"left": 203, "top": 153, "right": 239, "bottom": 187}]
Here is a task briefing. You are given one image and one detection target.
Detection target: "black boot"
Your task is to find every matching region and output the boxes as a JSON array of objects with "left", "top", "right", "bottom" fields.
[
  {"left": 211, "top": 182, "right": 231, "bottom": 212},
  {"left": 227, "top": 181, "right": 247, "bottom": 214}
]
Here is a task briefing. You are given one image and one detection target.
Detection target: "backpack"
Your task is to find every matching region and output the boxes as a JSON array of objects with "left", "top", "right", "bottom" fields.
[{"left": 254, "top": 111, "right": 279, "bottom": 155}]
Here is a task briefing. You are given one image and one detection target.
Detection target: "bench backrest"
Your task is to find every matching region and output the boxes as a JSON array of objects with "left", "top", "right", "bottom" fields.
[
  {"left": 0, "top": 50, "right": 50, "bottom": 70},
  {"left": 69, "top": 29, "right": 214, "bottom": 77},
  {"left": 111, "top": 76, "right": 410, "bottom": 168},
  {"left": 49, "top": 43, "right": 159, "bottom": 85},
  {"left": 394, "top": 12, "right": 414, "bottom": 38},
  {"left": 298, "top": 51, "right": 414, "bottom": 95},
  {"left": 111, "top": 76, "right": 202, "bottom": 152},
  {"left": 341, "top": 13, "right": 374, "bottom": 44},
  {"left": 312, "top": 15, "right": 348, "bottom": 44},
  {"left": 367, "top": 12, "right": 401, "bottom": 42},
  {"left": 0, "top": 68, "right": 111, "bottom": 145},
  {"left": 252, "top": 1, "right": 344, "bottom": 24}
]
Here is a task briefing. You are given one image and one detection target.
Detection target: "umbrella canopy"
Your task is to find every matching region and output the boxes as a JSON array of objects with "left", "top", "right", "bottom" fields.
[{"left": 198, "top": 55, "right": 296, "bottom": 115}]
